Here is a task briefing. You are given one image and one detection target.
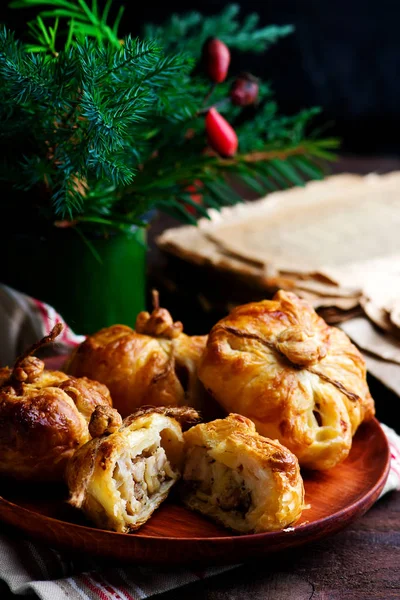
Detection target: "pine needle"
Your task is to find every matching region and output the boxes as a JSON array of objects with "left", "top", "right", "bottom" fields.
[{"left": 1, "top": 4, "right": 339, "bottom": 233}]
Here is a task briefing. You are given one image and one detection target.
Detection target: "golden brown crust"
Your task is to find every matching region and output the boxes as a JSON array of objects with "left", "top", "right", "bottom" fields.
[
  {"left": 198, "top": 290, "right": 375, "bottom": 470},
  {"left": 123, "top": 405, "right": 200, "bottom": 427},
  {"left": 66, "top": 305, "right": 208, "bottom": 417},
  {"left": 0, "top": 385, "right": 88, "bottom": 480},
  {"left": 0, "top": 365, "right": 69, "bottom": 390},
  {"left": 58, "top": 377, "right": 112, "bottom": 423},
  {"left": 12, "top": 356, "right": 45, "bottom": 383},
  {"left": 89, "top": 405, "right": 123, "bottom": 437},
  {"left": 0, "top": 325, "right": 113, "bottom": 481},
  {"left": 67, "top": 407, "right": 188, "bottom": 532},
  {"left": 182, "top": 414, "right": 304, "bottom": 533},
  {"left": 0, "top": 374, "right": 112, "bottom": 481}
]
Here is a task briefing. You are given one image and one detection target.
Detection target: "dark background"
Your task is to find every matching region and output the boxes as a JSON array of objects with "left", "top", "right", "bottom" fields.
[{"left": 2, "top": 0, "right": 400, "bottom": 155}]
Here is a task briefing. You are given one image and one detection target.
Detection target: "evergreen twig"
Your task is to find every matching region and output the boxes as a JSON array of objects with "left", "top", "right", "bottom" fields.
[{"left": 1, "top": 2, "right": 339, "bottom": 232}]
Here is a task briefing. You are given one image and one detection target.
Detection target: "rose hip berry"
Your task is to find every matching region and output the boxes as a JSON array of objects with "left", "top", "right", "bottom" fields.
[
  {"left": 230, "top": 73, "right": 259, "bottom": 106},
  {"left": 203, "top": 38, "right": 231, "bottom": 83},
  {"left": 205, "top": 107, "right": 238, "bottom": 157}
]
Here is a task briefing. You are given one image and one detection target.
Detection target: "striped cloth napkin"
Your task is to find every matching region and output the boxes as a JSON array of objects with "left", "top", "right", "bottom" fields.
[{"left": 0, "top": 284, "right": 399, "bottom": 600}]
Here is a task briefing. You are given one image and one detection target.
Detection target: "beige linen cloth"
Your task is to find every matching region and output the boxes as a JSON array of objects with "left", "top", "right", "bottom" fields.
[
  {"left": 0, "top": 284, "right": 399, "bottom": 600},
  {"left": 157, "top": 171, "right": 400, "bottom": 395}
]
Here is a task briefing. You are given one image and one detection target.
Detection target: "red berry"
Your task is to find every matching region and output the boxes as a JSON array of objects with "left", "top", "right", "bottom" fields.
[
  {"left": 203, "top": 38, "right": 230, "bottom": 83},
  {"left": 230, "top": 73, "right": 259, "bottom": 106},
  {"left": 184, "top": 180, "right": 203, "bottom": 214},
  {"left": 205, "top": 107, "right": 238, "bottom": 157}
]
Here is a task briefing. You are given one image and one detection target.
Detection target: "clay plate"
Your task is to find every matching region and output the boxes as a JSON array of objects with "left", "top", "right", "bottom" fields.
[{"left": 0, "top": 418, "right": 389, "bottom": 565}]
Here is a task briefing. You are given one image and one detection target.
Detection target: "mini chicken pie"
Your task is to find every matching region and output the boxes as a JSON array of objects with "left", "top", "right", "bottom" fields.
[
  {"left": 65, "top": 292, "right": 208, "bottom": 417},
  {"left": 67, "top": 405, "right": 200, "bottom": 532},
  {"left": 0, "top": 324, "right": 112, "bottom": 481},
  {"left": 198, "top": 291, "right": 375, "bottom": 470},
  {"left": 182, "top": 413, "right": 304, "bottom": 533}
]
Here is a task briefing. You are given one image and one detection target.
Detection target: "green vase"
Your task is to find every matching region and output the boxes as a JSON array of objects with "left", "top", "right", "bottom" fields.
[{"left": 2, "top": 227, "right": 147, "bottom": 334}]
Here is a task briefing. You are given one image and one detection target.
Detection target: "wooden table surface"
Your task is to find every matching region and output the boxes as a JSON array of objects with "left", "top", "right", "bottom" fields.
[
  {"left": 157, "top": 494, "right": 400, "bottom": 600},
  {"left": 2, "top": 155, "right": 400, "bottom": 599}
]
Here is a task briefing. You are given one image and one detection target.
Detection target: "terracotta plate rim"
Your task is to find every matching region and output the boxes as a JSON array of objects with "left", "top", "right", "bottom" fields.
[{"left": 0, "top": 418, "right": 390, "bottom": 544}]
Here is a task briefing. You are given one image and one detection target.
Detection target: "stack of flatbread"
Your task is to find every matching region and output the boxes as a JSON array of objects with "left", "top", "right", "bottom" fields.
[{"left": 157, "top": 172, "right": 400, "bottom": 394}]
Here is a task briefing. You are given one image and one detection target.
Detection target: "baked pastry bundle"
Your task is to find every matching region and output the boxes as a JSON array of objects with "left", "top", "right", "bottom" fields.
[
  {"left": 0, "top": 290, "right": 376, "bottom": 537},
  {"left": 0, "top": 324, "right": 112, "bottom": 481},
  {"left": 182, "top": 413, "right": 304, "bottom": 533},
  {"left": 67, "top": 405, "right": 200, "bottom": 532},
  {"left": 198, "top": 290, "right": 375, "bottom": 470},
  {"left": 66, "top": 292, "right": 207, "bottom": 417}
]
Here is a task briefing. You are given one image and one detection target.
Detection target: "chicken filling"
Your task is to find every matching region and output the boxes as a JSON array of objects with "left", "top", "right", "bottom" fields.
[
  {"left": 113, "top": 444, "right": 176, "bottom": 517},
  {"left": 184, "top": 446, "right": 252, "bottom": 516}
]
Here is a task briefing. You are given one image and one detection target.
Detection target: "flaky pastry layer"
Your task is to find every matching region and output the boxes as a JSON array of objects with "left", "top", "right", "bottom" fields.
[
  {"left": 67, "top": 407, "right": 198, "bottom": 532},
  {"left": 182, "top": 414, "right": 305, "bottom": 533},
  {"left": 198, "top": 291, "right": 374, "bottom": 470}
]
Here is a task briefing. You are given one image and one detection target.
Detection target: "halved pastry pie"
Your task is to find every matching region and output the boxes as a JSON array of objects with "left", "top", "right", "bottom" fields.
[
  {"left": 182, "top": 413, "right": 304, "bottom": 533},
  {"left": 67, "top": 405, "right": 200, "bottom": 532},
  {"left": 0, "top": 324, "right": 112, "bottom": 481},
  {"left": 65, "top": 292, "right": 208, "bottom": 417},
  {"left": 198, "top": 291, "right": 375, "bottom": 470}
]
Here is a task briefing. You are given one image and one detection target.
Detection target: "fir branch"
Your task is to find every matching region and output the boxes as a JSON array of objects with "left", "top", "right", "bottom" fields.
[
  {"left": 0, "top": 25, "right": 197, "bottom": 218},
  {"left": 86, "top": 149, "right": 135, "bottom": 187},
  {"left": 102, "top": 38, "right": 159, "bottom": 78},
  {"left": 144, "top": 4, "right": 293, "bottom": 57},
  {"left": 1, "top": 4, "right": 339, "bottom": 231},
  {"left": 52, "top": 170, "right": 86, "bottom": 218},
  {"left": 10, "top": 0, "right": 122, "bottom": 49},
  {"left": 26, "top": 16, "right": 59, "bottom": 56},
  {"left": 0, "top": 28, "right": 55, "bottom": 106}
]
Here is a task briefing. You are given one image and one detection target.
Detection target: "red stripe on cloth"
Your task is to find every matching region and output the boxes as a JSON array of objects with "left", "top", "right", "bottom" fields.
[
  {"left": 113, "top": 583, "right": 136, "bottom": 600},
  {"left": 389, "top": 445, "right": 400, "bottom": 479},
  {"left": 390, "top": 443, "right": 400, "bottom": 461},
  {"left": 115, "top": 583, "right": 137, "bottom": 600},
  {"left": 32, "top": 297, "right": 83, "bottom": 346},
  {"left": 81, "top": 574, "right": 112, "bottom": 600},
  {"left": 103, "top": 570, "right": 139, "bottom": 600},
  {"left": 90, "top": 572, "right": 134, "bottom": 600},
  {"left": 32, "top": 298, "right": 52, "bottom": 334}
]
